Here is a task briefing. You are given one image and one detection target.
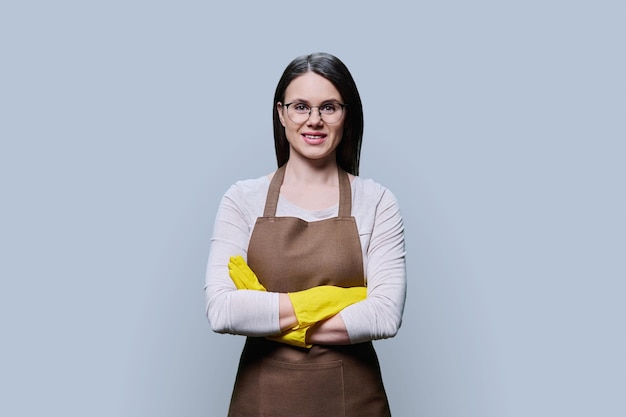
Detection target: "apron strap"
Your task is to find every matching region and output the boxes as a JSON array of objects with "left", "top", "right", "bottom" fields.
[
  {"left": 263, "top": 164, "right": 352, "bottom": 218},
  {"left": 338, "top": 168, "right": 352, "bottom": 218},
  {"left": 263, "top": 164, "right": 286, "bottom": 217}
]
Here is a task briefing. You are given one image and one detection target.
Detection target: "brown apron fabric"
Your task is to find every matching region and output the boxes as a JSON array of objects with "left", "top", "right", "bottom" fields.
[{"left": 227, "top": 165, "right": 391, "bottom": 417}]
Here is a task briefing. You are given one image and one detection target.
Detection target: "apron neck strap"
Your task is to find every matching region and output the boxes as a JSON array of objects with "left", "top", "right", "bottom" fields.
[
  {"left": 263, "top": 165, "right": 285, "bottom": 217},
  {"left": 337, "top": 166, "right": 352, "bottom": 217},
  {"left": 263, "top": 164, "right": 352, "bottom": 217}
]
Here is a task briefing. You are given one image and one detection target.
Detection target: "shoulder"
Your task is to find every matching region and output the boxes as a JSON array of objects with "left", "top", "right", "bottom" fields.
[
  {"left": 218, "top": 174, "right": 271, "bottom": 219},
  {"left": 351, "top": 176, "right": 403, "bottom": 232},
  {"left": 224, "top": 174, "right": 271, "bottom": 199},
  {"left": 352, "top": 176, "right": 400, "bottom": 208}
]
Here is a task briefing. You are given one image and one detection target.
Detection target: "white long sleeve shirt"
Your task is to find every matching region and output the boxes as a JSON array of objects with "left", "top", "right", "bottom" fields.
[{"left": 204, "top": 174, "right": 406, "bottom": 344}]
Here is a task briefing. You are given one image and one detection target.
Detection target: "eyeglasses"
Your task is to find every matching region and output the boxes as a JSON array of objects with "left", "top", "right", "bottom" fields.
[{"left": 283, "top": 101, "right": 347, "bottom": 124}]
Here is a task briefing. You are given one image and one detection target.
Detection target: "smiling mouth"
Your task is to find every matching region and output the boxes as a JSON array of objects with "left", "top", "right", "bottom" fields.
[{"left": 304, "top": 134, "right": 324, "bottom": 139}]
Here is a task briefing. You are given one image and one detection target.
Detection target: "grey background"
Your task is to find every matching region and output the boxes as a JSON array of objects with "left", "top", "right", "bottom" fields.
[{"left": 1, "top": 1, "right": 624, "bottom": 416}]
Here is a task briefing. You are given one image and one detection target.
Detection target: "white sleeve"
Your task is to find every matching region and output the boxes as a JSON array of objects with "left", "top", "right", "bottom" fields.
[
  {"left": 340, "top": 187, "right": 407, "bottom": 343},
  {"left": 203, "top": 183, "right": 281, "bottom": 337}
]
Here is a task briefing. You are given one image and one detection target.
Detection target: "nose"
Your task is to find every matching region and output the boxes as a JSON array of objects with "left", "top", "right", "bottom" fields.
[{"left": 307, "top": 106, "right": 323, "bottom": 125}]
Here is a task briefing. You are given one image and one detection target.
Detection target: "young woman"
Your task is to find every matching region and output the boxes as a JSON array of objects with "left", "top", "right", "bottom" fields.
[{"left": 205, "top": 52, "right": 406, "bottom": 416}]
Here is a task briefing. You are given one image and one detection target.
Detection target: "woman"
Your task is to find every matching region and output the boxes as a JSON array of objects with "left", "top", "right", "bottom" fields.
[{"left": 205, "top": 52, "right": 406, "bottom": 416}]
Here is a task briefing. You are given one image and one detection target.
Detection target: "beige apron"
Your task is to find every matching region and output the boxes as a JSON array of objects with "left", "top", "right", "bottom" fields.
[{"left": 227, "top": 165, "right": 391, "bottom": 417}]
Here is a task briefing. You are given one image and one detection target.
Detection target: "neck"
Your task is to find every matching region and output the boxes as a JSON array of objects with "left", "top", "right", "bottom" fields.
[{"left": 283, "top": 157, "right": 339, "bottom": 186}]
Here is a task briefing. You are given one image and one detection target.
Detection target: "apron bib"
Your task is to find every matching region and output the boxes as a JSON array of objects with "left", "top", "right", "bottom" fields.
[{"left": 228, "top": 165, "right": 391, "bottom": 417}]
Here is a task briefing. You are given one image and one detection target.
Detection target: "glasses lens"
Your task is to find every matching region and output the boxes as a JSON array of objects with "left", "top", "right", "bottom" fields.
[
  {"left": 286, "top": 102, "right": 344, "bottom": 124},
  {"left": 287, "top": 103, "right": 310, "bottom": 123},
  {"left": 319, "top": 102, "right": 343, "bottom": 124}
]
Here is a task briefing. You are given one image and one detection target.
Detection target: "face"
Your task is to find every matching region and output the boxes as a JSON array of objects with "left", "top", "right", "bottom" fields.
[{"left": 277, "top": 72, "right": 345, "bottom": 165}]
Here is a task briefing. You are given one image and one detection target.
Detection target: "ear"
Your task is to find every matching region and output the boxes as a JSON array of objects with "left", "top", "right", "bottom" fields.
[{"left": 276, "top": 102, "right": 286, "bottom": 127}]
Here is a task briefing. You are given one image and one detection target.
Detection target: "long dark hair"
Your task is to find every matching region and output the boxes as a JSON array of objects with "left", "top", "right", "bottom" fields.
[{"left": 272, "top": 53, "right": 364, "bottom": 176}]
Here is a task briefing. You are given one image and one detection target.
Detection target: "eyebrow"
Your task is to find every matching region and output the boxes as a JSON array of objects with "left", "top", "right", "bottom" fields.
[{"left": 286, "top": 98, "right": 342, "bottom": 104}]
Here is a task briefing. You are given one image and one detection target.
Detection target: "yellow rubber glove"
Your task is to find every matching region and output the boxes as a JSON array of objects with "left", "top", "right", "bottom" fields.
[
  {"left": 269, "top": 287, "right": 366, "bottom": 348},
  {"left": 228, "top": 256, "right": 311, "bottom": 347},
  {"left": 267, "top": 326, "right": 312, "bottom": 348},
  {"left": 228, "top": 255, "right": 266, "bottom": 291},
  {"left": 288, "top": 286, "right": 367, "bottom": 330}
]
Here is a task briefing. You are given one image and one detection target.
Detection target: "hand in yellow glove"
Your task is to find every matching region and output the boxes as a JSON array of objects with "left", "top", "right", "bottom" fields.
[
  {"left": 267, "top": 326, "right": 312, "bottom": 349},
  {"left": 228, "top": 255, "right": 266, "bottom": 291},
  {"left": 288, "top": 285, "right": 367, "bottom": 330},
  {"left": 269, "top": 286, "right": 366, "bottom": 348}
]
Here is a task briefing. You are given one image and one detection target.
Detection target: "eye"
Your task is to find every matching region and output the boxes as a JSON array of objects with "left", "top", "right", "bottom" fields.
[
  {"left": 292, "top": 103, "right": 310, "bottom": 113},
  {"left": 320, "top": 103, "right": 338, "bottom": 114}
]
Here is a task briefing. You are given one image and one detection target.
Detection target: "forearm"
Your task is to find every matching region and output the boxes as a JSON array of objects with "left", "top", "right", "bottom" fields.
[
  {"left": 206, "top": 282, "right": 281, "bottom": 336},
  {"left": 306, "top": 314, "right": 351, "bottom": 345},
  {"left": 341, "top": 286, "right": 404, "bottom": 343},
  {"left": 279, "top": 293, "right": 298, "bottom": 331},
  {"left": 271, "top": 287, "right": 364, "bottom": 347}
]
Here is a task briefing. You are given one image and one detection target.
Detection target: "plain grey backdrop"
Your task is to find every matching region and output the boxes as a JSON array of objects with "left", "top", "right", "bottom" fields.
[{"left": 1, "top": 1, "right": 624, "bottom": 416}]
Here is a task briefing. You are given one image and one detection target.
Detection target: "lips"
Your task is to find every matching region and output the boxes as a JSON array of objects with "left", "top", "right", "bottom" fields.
[{"left": 302, "top": 132, "right": 327, "bottom": 145}]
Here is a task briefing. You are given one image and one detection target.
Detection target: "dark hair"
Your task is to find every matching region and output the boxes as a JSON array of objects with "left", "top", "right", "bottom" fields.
[{"left": 272, "top": 52, "right": 364, "bottom": 176}]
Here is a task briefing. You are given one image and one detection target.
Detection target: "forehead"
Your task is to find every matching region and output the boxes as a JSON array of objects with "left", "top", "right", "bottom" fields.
[{"left": 284, "top": 72, "right": 342, "bottom": 102}]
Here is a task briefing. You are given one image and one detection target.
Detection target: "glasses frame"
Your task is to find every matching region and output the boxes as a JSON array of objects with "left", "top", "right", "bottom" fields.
[{"left": 283, "top": 101, "right": 347, "bottom": 124}]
